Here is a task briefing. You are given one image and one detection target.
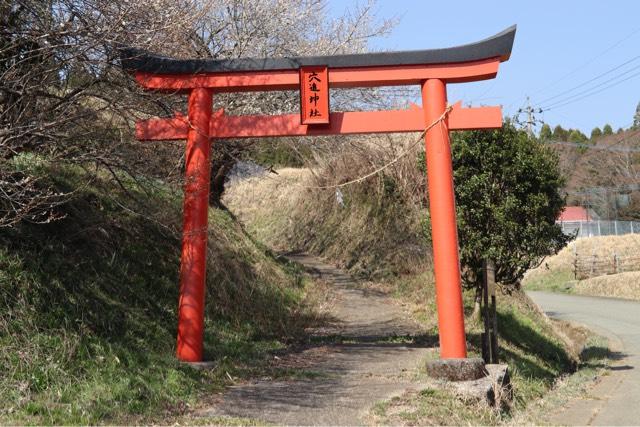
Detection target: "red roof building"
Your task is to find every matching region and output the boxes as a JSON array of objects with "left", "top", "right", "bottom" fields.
[{"left": 557, "top": 206, "right": 591, "bottom": 222}]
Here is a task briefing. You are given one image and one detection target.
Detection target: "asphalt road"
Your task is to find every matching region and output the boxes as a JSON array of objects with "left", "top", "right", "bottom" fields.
[{"left": 528, "top": 291, "right": 640, "bottom": 426}]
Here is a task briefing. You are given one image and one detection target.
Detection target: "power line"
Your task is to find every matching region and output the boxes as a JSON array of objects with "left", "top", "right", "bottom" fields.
[
  {"left": 540, "top": 60, "right": 640, "bottom": 109},
  {"left": 539, "top": 61, "right": 640, "bottom": 109},
  {"left": 541, "top": 68, "right": 640, "bottom": 111},
  {"left": 509, "top": 25, "right": 640, "bottom": 118},
  {"left": 534, "top": 54, "right": 640, "bottom": 106},
  {"left": 529, "top": 24, "right": 640, "bottom": 98},
  {"left": 516, "top": 97, "right": 543, "bottom": 136}
]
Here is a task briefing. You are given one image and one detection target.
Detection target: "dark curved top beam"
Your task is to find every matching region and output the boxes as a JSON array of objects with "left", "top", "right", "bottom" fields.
[{"left": 120, "top": 26, "right": 516, "bottom": 74}]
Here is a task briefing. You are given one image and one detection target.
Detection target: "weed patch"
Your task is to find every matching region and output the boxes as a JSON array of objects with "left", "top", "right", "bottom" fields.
[{"left": 0, "top": 163, "right": 318, "bottom": 424}]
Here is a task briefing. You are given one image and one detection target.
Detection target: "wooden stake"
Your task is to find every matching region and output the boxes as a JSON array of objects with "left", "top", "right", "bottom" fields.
[{"left": 482, "top": 259, "right": 499, "bottom": 364}]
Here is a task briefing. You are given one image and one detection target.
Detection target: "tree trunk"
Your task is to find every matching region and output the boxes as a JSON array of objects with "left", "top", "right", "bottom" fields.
[
  {"left": 208, "top": 147, "right": 235, "bottom": 208},
  {"left": 471, "top": 284, "right": 483, "bottom": 324}
]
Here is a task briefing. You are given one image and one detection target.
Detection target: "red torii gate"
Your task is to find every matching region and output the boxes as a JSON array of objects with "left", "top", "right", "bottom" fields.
[{"left": 121, "top": 26, "right": 516, "bottom": 363}]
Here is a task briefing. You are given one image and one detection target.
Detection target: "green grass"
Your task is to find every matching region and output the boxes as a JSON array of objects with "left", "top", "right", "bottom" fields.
[
  {"left": 523, "top": 268, "right": 575, "bottom": 293},
  {"left": 389, "top": 270, "right": 576, "bottom": 379},
  {"left": 369, "top": 290, "right": 611, "bottom": 425},
  {"left": 356, "top": 270, "right": 581, "bottom": 424},
  {"left": 513, "top": 334, "right": 614, "bottom": 425},
  {"left": 491, "top": 294, "right": 576, "bottom": 407},
  {"left": 0, "top": 159, "right": 318, "bottom": 424},
  {"left": 369, "top": 387, "right": 501, "bottom": 425}
]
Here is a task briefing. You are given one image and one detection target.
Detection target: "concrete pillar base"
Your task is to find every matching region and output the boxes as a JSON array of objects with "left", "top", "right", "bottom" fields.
[
  {"left": 425, "top": 357, "right": 486, "bottom": 381},
  {"left": 184, "top": 361, "right": 217, "bottom": 370}
]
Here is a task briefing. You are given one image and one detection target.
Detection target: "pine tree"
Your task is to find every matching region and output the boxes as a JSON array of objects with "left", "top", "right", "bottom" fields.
[
  {"left": 590, "top": 127, "right": 602, "bottom": 140},
  {"left": 552, "top": 125, "right": 568, "bottom": 140},
  {"left": 633, "top": 101, "right": 640, "bottom": 129},
  {"left": 603, "top": 124, "right": 613, "bottom": 135},
  {"left": 539, "top": 123, "right": 553, "bottom": 141},
  {"left": 568, "top": 129, "right": 587, "bottom": 143}
]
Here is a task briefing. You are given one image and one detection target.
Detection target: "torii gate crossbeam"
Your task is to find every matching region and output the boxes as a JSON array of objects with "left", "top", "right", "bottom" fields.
[{"left": 121, "top": 25, "right": 516, "bottom": 363}]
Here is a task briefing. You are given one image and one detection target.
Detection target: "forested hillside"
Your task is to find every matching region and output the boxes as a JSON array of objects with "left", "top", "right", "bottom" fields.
[{"left": 545, "top": 126, "right": 640, "bottom": 220}]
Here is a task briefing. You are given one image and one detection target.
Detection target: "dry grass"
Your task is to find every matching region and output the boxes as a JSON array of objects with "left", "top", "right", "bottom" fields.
[
  {"left": 525, "top": 234, "right": 640, "bottom": 283},
  {"left": 567, "top": 233, "right": 640, "bottom": 260},
  {"left": 225, "top": 138, "right": 431, "bottom": 279},
  {"left": 558, "top": 129, "right": 640, "bottom": 213},
  {"left": 0, "top": 164, "right": 321, "bottom": 425},
  {"left": 225, "top": 155, "right": 590, "bottom": 426},
  {"left": 574, "top": 271, "right": 640, "bottom": 300},
  {"left": 224, "top": 168, "right": 310, "bottom": 249},
  {"left": 364, "top": 288, "right": 590, "bottom": 426},
  {"left": 367, "top": 388, "right": 502, "bottom": 426},
  {"left": 524, "top": 234, "right": 640, "bottom": 300}
]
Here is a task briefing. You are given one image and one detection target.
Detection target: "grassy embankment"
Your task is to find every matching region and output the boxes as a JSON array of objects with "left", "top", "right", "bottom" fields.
[
  {"left": 225, "top": 167, "right": 614, "bottom": 424},
  {"left": 524, "top": 234, "right": 640, "bottom": 300},
  {"left": 0, "top": 156, "right": 323, "bottom": 425}
]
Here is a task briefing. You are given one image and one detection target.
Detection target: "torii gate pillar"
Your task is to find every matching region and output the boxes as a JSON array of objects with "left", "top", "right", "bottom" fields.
[
  {"left": 422, "top": 79, "right": 466, "bottom": 358},
  {"left": 121, "top": 25, "right": 516, "bottom": 362},
  {"left": 176, "top": 88, "right": 213, "bottom": 361}
]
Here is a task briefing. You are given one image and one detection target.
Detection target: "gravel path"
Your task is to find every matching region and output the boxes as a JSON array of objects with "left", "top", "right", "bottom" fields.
[{"left": 200, "top": 254, "right": 433, "bottom": 425}]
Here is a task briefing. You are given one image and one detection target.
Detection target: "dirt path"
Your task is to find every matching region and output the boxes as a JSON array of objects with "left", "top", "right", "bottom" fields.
[
  {"left": 528, "top": 291, "right": 640, "bottom": 426},
  {"left": 200, "top": 253, "right": 433, "bottom": 425}
]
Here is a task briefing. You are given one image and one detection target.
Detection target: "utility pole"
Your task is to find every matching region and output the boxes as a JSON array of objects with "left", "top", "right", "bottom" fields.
[
  {"left": 525, "top": 97, "right": 534, "bottom": 137},
  {"left": 517, "top": 96, "right": 543, "bottom": 138}
]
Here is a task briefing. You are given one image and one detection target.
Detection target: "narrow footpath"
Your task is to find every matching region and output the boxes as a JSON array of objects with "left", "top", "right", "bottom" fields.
[
  {"left": 200, "top": 254, "right": 432, "bottom": 425},
  {"left": 528, "top": 291, "right": 640, "bottom": 426}
]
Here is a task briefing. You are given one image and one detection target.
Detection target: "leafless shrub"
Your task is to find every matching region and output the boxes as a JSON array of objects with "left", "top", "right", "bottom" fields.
[
  {"left": 1, "top": 0, "right": 397, "bottom": 223},
  {"left": 185, "top": 0, "right": 397, "bottom": 205},
  {"left": 311, "top": 133, "right": 427, "bottom": 212},
  {"left": 561, "top": 130, "right": 640, "bottom": 219},
  {"left": 0, "top": 0, "right": 206, "bottom": 226}
]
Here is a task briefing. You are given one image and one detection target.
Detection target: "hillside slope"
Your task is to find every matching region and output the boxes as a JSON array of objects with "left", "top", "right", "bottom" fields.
[
  {"left": 0, "top": 159, "right": 318, "bottom": 424},
  {"left": 224, "top": 167, "right": 429, "bottom": 279},
  {"left": 556, "top": 130, "right": 640, "bottom": 219}
]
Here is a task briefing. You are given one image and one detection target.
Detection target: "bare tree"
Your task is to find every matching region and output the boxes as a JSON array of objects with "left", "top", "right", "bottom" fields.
[
  {"left": 182, "top": 0, "right": 397, "bottom": 205},
  {"left": 0, "top": 0, "right": 206, "bottom": 226},
  {"left": 1, "top": 0, "right": 395, "bottom": 224}
]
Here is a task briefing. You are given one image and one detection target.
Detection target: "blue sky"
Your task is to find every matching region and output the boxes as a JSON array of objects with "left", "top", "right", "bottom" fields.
[{"left": 328, "top": 1, "right": 640, "bottom": 134}]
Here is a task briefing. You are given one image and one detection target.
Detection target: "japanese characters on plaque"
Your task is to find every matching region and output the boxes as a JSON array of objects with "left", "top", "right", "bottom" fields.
[{"left": 299, "top": 66, "right": 330, "bottom": 125}]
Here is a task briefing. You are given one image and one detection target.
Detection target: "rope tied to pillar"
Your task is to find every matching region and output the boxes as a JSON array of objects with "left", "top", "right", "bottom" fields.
[{"left": 280, "top": 103, "right": 454, "bottom": 190}]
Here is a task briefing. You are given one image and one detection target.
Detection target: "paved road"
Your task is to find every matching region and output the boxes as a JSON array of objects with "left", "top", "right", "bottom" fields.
[
  {"left": 201, "top": 254, "right": 432, "bottom": 425},
  {"left": 528, "top": 291, "right": 640, "bottom": 426}
]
